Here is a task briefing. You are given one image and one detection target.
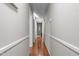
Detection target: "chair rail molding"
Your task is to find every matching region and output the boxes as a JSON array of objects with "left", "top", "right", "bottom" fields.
[
  {"left": 46, "top": 34, "right": 79, "bottom": 55},
  {"left": 0, "top": 35, "right": 29, "bottom": 55}
]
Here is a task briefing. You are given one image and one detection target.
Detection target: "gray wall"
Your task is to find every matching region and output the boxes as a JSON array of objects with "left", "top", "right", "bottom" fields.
[
  {"left": 0, "top": 3, "right": 29, "bottom": 56},
  {"left": 45, "top": 3, "right": 79, "bottom": 56}
]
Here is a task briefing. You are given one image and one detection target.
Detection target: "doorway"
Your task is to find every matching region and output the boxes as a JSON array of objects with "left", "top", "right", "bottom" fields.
[{"left": 37, "top": 23, "right": 42, "bottom": 37}]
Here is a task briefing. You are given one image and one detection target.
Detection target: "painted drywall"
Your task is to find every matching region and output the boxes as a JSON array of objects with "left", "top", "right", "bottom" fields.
[
  {"left": 0, "top": 3, "right": 29, "bottom": 56},
  {"left": 44, "top": 18, "right": 53, "bottom": 55},
  {"left": 45, "top": 3, "right": 79, "bottom": 56},
  {"left": 2, "top": 38, "right": 29, "bottom": 56}
]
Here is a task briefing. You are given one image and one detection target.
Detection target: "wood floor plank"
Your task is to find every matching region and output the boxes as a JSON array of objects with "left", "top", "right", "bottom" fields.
[{"left": 29, "top": 36, "right": 49, "bottom": 56}]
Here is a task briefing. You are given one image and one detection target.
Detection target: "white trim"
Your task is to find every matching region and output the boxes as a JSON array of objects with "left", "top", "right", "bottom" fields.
[
  {"left": 34, "top": 19, "right": 37, "bottom": 39},
  {"left": 0, "top": 36, "right": 29, "bottom": 55},
  {"left": 42, "top": 19, "right": 44, "bottom": 40},
  {"left": 44, "top": 40, "right": 51, "bottom": 55},
  {"left": 29, "top": 8, "right": 33, "bottom": 47},
  {"left": 46, "top": 34, "right": 79, "bottom": 55}
]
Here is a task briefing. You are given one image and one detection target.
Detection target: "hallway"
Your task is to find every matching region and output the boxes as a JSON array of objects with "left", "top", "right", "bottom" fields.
[{"left": 1, "top": 3, "right": 79, "bottom": 56}]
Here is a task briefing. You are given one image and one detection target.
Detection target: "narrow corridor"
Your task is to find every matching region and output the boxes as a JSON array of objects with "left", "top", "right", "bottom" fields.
[{"left": 1, "top": 3, "right": 79, "bottom": 56}]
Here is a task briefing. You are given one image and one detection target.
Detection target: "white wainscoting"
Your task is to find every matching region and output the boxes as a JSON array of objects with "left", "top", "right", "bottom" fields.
[
  {"left": 0, "top": 36, "right": 29, "bottom": 55},
  {"left": 45, "top": 34, "right": 79, "bottom": 55}
]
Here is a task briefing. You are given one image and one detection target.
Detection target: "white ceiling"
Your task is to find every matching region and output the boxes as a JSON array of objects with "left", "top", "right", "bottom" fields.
[{"left": 30, "top": 3, "right": 50, "bottom": 18}]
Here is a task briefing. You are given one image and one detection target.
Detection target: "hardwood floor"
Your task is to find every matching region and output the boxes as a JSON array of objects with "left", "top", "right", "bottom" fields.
[{"left": 29, "top": 36, "right": 49, "bottom": 56}]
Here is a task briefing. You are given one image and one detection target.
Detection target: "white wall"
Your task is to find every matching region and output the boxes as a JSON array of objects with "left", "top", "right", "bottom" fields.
[
  {"left": 45, "top": 3, "right": 79, "bottom": 56},
  {"left": 0, "top": 3, "right": 29, "bottom": 56}
]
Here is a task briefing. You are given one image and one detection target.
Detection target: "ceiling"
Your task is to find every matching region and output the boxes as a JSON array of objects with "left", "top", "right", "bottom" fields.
[{"left": 30, "top": 3, "right": 50, "bottom": 18}]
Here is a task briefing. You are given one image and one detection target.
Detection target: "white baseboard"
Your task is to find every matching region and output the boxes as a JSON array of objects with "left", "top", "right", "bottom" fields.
[
  {"left": 44, "top": 40, "right": 51, "bottom": 55},
  {"left": 46, "top": 34, "right": 79, "bottom": 55},
  {"left": 0, "top": 36, "right": 29, "bottom": 55}
]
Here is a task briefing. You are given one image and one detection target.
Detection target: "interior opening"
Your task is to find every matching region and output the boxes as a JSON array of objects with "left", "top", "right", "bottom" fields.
[{"left": 37, "top": 23, "right": 42, "bottom": 37}]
